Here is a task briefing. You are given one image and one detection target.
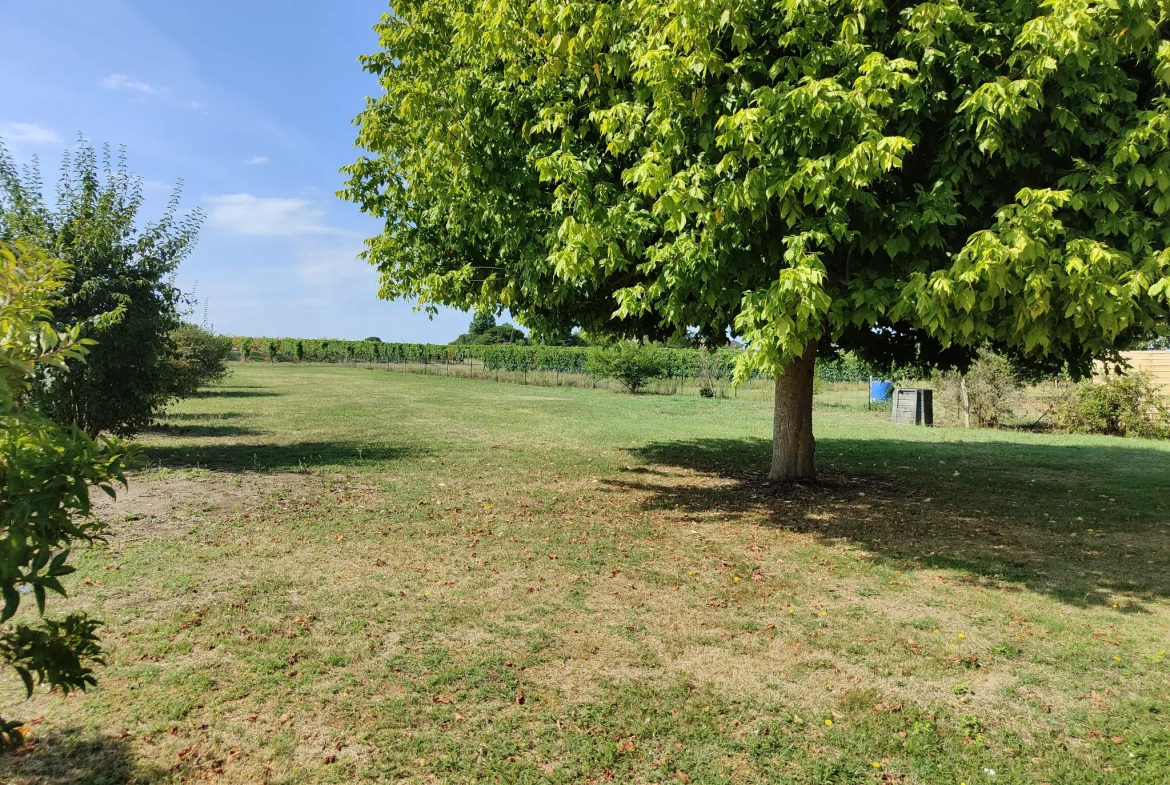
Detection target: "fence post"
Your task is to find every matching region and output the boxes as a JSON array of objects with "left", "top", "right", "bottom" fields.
[{"left": 961, "top": 377, "right": 971, "bottom": 428}]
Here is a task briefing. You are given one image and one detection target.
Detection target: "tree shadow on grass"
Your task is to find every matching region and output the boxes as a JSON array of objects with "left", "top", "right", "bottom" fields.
[
  {"left": 141, "top": 440, "right": 429, "bottom": 472},
  {"left": 145, "top": 423, "right": 263, "bottom": 438},
  {"left": 160, "top": 411, "right": 244, "bottom": 422},
  {"left": 617, "top": 436, "right": 1170, "bottom": 609},
  {"left": 198, "top": 389, "right": 281, "bottom": 398},
  {"left": 0, "top": 728, "right": 165, "bottom": 784}
]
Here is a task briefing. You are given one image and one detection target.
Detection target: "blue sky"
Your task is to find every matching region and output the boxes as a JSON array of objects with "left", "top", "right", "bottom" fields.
[{"left": 0, "top": 0, "right": 473, "bottom": 342}]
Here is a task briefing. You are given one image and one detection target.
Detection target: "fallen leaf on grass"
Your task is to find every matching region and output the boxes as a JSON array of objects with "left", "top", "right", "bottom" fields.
[
  {"left": 675, "top": 771, "right": 691, "bottom": 783},
  {"left": 432, "top": 695, "right": 452, "bottom": 704},
  {"left": 616, "top": 740, "right": 636, "bottom": 754}
]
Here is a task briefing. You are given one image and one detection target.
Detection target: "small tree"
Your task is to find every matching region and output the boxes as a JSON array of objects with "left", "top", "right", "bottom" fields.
[
  {"left": 0, "top": 140, "right": 202, "bottom": 437},
  {"left": 936, "top": 348, "right": 1023, "bottom": 428},
  {"left": 0, "top": 241, "right": 130, "bottom": 746},
  {"left": 166, "top": 324, "right": 232, "bottom": 398},
  {"left": 694, "top": 350, "right": 722, "bottom": 398},
  {"left": 588, "top": 341, "right": 665, "bottom": 393}
]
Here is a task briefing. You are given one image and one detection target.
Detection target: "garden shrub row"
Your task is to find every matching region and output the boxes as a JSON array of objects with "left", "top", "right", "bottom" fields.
[{"left": 230, "top": 337, "right": 875, "bottom": 382}]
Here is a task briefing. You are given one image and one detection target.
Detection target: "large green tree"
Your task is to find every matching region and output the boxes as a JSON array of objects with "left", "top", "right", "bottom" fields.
[
  {"left": 343, "top": 0, "right": 1170, "bottom": 479},
  {"left": 0, "top": 141, "right": 202, "bottom": 437}
]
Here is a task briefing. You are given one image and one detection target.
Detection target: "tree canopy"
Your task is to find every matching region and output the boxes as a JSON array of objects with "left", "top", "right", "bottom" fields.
[
  {"left": 453, "top": 313, "right": 529, "bottom": 344},
  {"left": 343, "top": 0, "right": 1170, "bottom": 476}
]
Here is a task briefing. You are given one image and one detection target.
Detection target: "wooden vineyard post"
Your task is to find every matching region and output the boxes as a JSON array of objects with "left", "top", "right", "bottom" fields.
[{"left": 960, "top": 378, "right": 971, "bottom": 428}]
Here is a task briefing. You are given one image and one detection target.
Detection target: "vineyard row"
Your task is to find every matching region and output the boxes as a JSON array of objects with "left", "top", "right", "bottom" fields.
[{"left": 229, "top": 337, "right": 874, "bottom": 383}]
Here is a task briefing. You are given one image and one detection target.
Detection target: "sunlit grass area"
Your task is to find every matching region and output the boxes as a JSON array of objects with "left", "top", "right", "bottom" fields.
[{"left": 2, "top": 363, "right": 1167, "bottom": 784}]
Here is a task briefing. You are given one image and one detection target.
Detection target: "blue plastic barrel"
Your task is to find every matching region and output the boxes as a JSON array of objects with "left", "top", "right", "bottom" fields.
[{"left": 870, "top": 380, "right": 893, "bottom": 402}]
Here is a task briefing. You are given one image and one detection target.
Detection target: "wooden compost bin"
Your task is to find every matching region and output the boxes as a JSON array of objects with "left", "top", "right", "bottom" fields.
[{"left": 891, "top": 388, "right": 933, "bottom": 426}]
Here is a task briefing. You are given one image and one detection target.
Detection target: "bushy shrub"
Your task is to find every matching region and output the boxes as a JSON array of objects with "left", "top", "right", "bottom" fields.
[
  {"left": 1, "top": 141, "right": 201, "bottom": 437},
  {"left": 587, "top": 341, "right": 665, "bottom": 393},
  {"left": 166, "top": 324, "right": 232, "bottom": 398},
  {"left": 1054, "top": 371, "right": 1170, "bottom": 438},
  {"left": 935, "top": 348, "right": 1023, "bottom": 427}
]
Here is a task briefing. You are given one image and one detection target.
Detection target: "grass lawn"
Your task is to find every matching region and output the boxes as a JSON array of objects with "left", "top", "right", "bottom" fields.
[{"left": 2, "top": 363, "right": 1168, "bottom": 784}]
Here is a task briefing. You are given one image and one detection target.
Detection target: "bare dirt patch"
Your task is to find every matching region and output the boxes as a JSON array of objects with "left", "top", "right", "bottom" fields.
[{"left": 90, "top": 470, "right": 308, "bottom": 543}]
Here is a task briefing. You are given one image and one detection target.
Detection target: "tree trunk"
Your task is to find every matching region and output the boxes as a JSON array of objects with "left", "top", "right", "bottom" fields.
[{"left": 770, "top": 339, "right": 818, "bottom": 481}]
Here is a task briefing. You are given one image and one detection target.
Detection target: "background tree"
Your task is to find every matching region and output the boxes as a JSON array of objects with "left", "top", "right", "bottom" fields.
[
  {"left": 452, "top": 313, "right": 528, "bottom": 345},
  {"left": 0, "top": 241, "right": 130, "bottom": 747},
  {"left": 344, "top": 0, "right": 1170, "bottom": 479},
  {"left": 0, "top": 140, "right": 202, "bottom": 437}
]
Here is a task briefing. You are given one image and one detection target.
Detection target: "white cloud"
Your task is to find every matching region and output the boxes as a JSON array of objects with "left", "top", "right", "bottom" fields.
[
  {"left": 100, "top": 73, "right": 159, "bottom": 93},
  {"left": 205, "top": 193, "right": 341, "bottom": 237},
  {"left": 243, "top": 156, "right": 268, "bottom": 165},
  {"left": 0, "top": 122, "right": 61, "bottom": 145},
  {"left": 293, "top": 238, "right": 376, "bottom": 287}
]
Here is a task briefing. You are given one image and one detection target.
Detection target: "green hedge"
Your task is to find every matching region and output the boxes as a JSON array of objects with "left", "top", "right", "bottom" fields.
[{"left": 229, "top": 337, "right": 874, "bottom": 382}]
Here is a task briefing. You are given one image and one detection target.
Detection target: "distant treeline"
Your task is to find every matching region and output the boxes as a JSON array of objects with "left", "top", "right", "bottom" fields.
[{"left": 229, "top": 337, "right": 873, "bottom": 382}]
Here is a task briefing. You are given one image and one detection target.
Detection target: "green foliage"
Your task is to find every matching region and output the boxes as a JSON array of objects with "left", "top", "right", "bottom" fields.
[
  {"left": 936, "top": 348, "right": 1024, "bottom": 427},
  {"left": 587, "top": 341, "right": 666, "bottom": 393},
  {"left": 453, "top": 314, "right": 527, "bottom": 345},
  {"left": 166, "top": 324, "right": 232, "bottom": 398},
  {"left": 1054, "top": 371, "right": 1170, "bottom": 438},
  {"left": 342, "top": 0, "right": 1170, "bottom": 382},
  {"left": 0, "top": 141, "right": 201, "bottom": 437},
  {"left": 0, "top": 240, "right": 130, "bottom": 730},
  {"left": 229, "top": 335, "right": 880, "bottom": 385},
  {"left": 816, "top": 353, "right": 874, "bottom": 384}
]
